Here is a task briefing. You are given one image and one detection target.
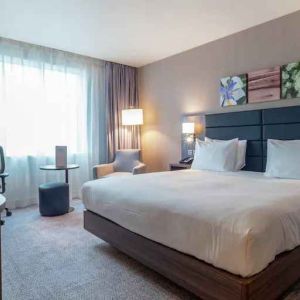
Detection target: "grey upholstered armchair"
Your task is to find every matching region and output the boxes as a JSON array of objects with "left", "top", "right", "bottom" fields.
[{"left": 93, "top": 149, "right": 146, "bottom": 179}]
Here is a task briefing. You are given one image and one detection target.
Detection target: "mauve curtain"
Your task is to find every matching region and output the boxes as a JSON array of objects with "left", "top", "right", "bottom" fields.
[{"left": 105, "top": 61, "right": 140, "bottom": 161}]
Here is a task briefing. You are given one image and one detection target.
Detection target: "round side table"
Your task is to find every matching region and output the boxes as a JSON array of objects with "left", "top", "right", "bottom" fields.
[
  {"left": 40, "top": 164, "right": 79, "bottom": 184},
  {"left": 39, "top": 164, "right": 79, "bottom": 213}
]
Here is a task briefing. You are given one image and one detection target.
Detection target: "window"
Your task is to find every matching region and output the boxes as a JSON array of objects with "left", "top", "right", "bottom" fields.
[
  {"left": 0, "top": 39, "right": 105, "bottom": 209},
  {"left": 0, "top": 59, "right": 87, "bottom": 156}
]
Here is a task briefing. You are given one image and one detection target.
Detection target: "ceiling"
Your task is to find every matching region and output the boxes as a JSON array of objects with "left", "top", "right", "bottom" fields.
[{"left": 0, "top": 0, "right": 299, "bottom": 67}]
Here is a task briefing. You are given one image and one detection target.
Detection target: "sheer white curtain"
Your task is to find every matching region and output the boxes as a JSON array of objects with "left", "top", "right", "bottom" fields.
[{"left": 0, "top": 38, "right": 107, "bottom": 208}]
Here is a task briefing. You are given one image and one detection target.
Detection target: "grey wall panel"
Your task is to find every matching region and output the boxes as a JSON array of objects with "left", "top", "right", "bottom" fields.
[
  {"left": 204, "top": 105, "right": 300, "bottom": 172},
  {"left": 243, "top": 157, "right": 263, "bottom": 172},
  {"left": 263, "top": 106, "right": 300, "bottom": 124},
  {"left": 206, "top": 110, "right": 264, "bottom": 172},
  {"left": 263, "top": 158, "right": 267, "bottom": 172},
  {"left": 246, "top": 141, "right": 262, "bottom": 157},
  {"left": 206, "top": 110, "right": 261, "bottom": 127},
  {"left": 263, "top": 124, "right": 300, "bottom": 140},
  {"left": 206, "top": 126, "right": 261, "bottom": 141},
  {"left": 263, "top": 141, "right": 267, "bottom": 157}
]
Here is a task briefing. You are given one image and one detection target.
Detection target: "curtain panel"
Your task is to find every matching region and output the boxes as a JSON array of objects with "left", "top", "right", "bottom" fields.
[
  {"left": 0, "top": 38, "right": 107, "bottom": 208},
  {"left": 105, "top": 62, "right": 140, "bottom": 162}
]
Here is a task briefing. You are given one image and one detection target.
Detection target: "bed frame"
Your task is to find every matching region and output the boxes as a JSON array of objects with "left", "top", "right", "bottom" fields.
[{"left": 84, "top": 106, "right": 300, "bottom": 300}]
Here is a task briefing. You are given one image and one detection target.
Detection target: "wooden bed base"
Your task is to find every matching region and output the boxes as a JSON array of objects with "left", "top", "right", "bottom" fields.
[{"left": 84, "top": 210, "right": 300, "bottom": 300}]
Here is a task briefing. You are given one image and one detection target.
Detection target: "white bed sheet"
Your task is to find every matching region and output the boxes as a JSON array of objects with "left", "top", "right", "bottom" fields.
[{"left": 82, "top": 169, "right": 300, "bottom": 277}]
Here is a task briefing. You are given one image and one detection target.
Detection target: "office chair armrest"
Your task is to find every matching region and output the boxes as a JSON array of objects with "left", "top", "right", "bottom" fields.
[
  {"left": 0, "top": 173, "right": 9, "bottom": 194},
  {"left": 93, "top": 163, "right": 114, "bottom": 179},
  {"left": 132, "top": 163, "right": 146, "bottom": 175}
]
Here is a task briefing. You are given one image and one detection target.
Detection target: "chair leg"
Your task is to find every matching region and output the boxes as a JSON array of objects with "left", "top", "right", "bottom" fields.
[{"left": 5, "top": 208, "right": 12, "bottom": 217}]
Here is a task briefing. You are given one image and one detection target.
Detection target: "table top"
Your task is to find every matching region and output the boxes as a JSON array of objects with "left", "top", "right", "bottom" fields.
[
  {"left": 40, "top": 164, "right": 80, "bottom": 171},
  {"left": 0, "top": 195, "right": 6, "bottom": 212}
]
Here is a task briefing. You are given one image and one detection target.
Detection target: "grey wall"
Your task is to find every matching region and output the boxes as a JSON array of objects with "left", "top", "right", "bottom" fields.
[{"left": 138, "top": 10, "right": 300, "bottom": 172}]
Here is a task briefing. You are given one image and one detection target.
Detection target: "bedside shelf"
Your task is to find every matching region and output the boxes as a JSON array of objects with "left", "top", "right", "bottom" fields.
[{"left": 169, "top": 163, "right": 191, "bottom": 171}]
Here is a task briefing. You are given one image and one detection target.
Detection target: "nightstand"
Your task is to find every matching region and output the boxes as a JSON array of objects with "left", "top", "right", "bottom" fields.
[{"left": 169, "top": 163, "right": 191, "bottom": 171}]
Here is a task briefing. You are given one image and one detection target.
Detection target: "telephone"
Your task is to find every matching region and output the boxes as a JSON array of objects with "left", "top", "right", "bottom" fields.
[{"left": 179, "top": 156, "right": 194, "bottom": 164}]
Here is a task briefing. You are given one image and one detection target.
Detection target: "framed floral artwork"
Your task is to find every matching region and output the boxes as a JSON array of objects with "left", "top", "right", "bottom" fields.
[
  {"left": 281, "top": 62, "right": 300, "bottom": 99},
  {"left": 219, "top": 74, "right": 247, "bottom": 107}
]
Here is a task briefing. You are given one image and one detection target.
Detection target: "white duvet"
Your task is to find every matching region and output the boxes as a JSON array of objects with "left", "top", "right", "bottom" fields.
[{"left": 82, "top": 170, "right": 300, "bottom": 277}]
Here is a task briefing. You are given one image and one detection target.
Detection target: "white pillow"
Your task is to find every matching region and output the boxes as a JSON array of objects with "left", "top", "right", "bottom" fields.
[
  {"left": 191, "top": 138, "right": 238, "bottom": 172},
  {"left": 265, "top": 139, "right": 300, "bottom": 179},
  {"left": 205, "top": 137, "right": 247, "bottom": 170}
]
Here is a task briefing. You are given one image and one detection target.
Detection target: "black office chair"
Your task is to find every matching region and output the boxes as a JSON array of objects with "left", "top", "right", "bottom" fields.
[{"left": 0, "top": 146, "right": 12, "bottom": 217}]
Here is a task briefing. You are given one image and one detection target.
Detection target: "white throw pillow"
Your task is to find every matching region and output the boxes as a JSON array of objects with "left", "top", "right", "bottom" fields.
[
  {"left": 265, "top": 139, "right": 300, "bottom": 179},
  {"left": 191, "top": 138, "right": 238, "bottom": 172},
  {"left": 205, "top": 137, "right": 247, "bottom": 170}
]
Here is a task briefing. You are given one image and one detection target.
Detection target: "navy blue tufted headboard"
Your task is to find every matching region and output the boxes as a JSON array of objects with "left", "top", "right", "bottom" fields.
[{"left": 205, "top": 106, "right": 300, "bottom": 172}]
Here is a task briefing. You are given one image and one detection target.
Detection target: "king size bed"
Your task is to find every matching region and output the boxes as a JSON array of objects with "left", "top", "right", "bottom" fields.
[{"left": 82, "top": 106, "right": 300, "bottom": 300}]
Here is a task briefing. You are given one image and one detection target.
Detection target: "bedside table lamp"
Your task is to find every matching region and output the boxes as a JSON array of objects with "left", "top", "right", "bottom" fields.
[
  {"left": 181, "top": 114, "right": 205, "bottom": 162},
  {"left": 178, "top": 123, "right": 195, "bottom": 165},
  {"left": 182, "top": 122, "right": 195, "bottom": 143},
  {"left": 176, "top": 121, "right": 204, "bottom": 167}
]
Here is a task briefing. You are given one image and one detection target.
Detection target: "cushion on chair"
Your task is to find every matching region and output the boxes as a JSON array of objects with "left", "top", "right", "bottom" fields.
[{"left": 113, "top": 149, "right": 141, "bottom": 172}]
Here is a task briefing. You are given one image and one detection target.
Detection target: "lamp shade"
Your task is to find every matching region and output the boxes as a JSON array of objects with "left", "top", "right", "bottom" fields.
[
  {"left": 182, "top": 122, "right": 195, "bottom": 134},
  {"left": 122, "top": 109, "right": 143, "bottom": 125}
]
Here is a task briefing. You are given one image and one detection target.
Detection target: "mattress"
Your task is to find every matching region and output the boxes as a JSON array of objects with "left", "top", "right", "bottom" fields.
[{"left": 82, "top": 169, "right": 300, "bottom": 277}]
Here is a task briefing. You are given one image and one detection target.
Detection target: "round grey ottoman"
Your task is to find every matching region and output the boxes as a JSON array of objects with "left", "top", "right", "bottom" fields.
[{"left": 39, "top": 182, "right": 69, "bottom": 216}]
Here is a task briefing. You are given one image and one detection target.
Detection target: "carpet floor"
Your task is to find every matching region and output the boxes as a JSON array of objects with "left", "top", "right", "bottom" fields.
[{"left": 2, "top": 200, "right": 300, "bottom": 300}]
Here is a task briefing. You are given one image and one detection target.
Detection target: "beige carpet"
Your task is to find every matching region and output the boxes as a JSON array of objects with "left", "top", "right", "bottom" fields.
[{"left": 2, "top": 200, "right": 300, "bottom": 300}]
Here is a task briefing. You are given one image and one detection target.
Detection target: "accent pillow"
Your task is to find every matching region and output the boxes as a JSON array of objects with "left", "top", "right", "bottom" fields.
[
  {"left": 265, "top": 139, "right": 300, "bottom": 179},
  {"left": 205, "top": 137, "right": 247, "bottom": 170},
  {"left": 191, "top": 138, "right": 238, "bottom": 172}
]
